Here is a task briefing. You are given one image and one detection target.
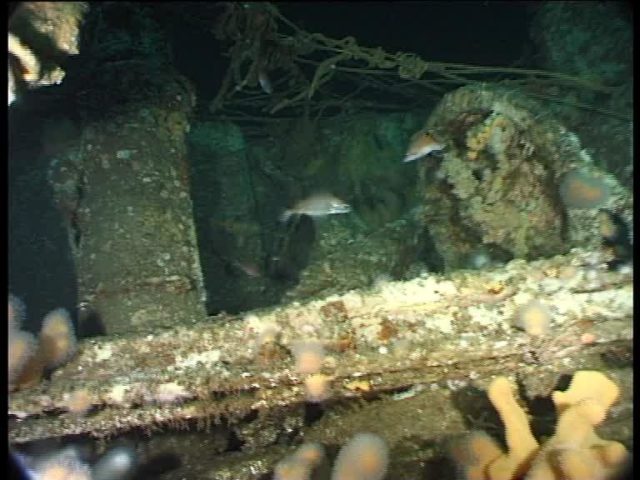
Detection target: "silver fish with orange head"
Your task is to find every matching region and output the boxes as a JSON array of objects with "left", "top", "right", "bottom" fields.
[
  {"left": 280, "top": 193, "right": 351, "bottom": 222},
  {"left": 403, "top": 130, "right": 445, "bottom": 162}
]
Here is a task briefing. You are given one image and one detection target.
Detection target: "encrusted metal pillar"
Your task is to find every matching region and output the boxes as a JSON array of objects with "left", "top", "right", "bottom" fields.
[{"left": 52, "top": 70, "right": 207, "bottom": 334}]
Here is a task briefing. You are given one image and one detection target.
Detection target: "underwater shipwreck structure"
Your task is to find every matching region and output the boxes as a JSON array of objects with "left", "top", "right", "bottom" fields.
[
  {"left": 8, "top": 2, "right": 632, "bottom": 479},
  {"left": 9, "top": 248, "right": 634, "bottom": 478}
]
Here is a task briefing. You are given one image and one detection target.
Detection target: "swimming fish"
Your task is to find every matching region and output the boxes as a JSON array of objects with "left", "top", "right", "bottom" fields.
[
  {"left": 8, "top": 66, "right": 15, "bottom": 106},
  {"left": 258, "top": 69, "right": 273, "bottom": 94},
  {"left": 280, "top": 193, "right": 351, "bottom": 222},
  {"left": 231, "top": 260, "right": 262, "bottom": 278},
  {"left": 403, "top": 130, "right": 445, "bottom": 162}
]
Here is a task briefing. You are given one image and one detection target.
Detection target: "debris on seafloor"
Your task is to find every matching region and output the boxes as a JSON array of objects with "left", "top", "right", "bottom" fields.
[{"left": 7, "top": 246, "right": 632, "bottom": 479}]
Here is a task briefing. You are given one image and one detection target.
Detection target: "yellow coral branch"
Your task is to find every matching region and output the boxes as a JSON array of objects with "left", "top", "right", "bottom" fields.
[
  {"left": 486, "top": 377, "right": 539, "bottom": 480},
  {"left": 551, "top": 370, "right": 620, "bottom": 416}
]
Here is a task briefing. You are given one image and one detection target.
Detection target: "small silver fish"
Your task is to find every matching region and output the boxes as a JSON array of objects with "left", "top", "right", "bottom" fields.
[
  {"left": 232, "top": 260, "right": 262, "bottom": 278},
  {"left": 280, "top": 193, "right": 351, "bottom": 222},
  {"left": 258, "top": 69, "right": 273, "bottom": 94},
  {"left": 403, "top": 130, "right": 445, "bottom": 162},
  {"left": 8, "top": 66, "right": 16, "bottom": 106}
]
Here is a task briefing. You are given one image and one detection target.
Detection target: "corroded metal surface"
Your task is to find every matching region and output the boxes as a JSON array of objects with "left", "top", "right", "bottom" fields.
[
  {"left": 9, "top": 249, "right": 632, "bottom": 451},
  {"left": 47, "top": 71, "right": 207, "bottom": 335}
]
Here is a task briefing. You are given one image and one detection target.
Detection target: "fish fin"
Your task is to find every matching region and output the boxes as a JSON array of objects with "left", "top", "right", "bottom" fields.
[
  {"left": 279, "top": 210, "right": 293, "bottom": 222},
  {"left": 403, "top": 154, "right": 419, "bottom": 163}
]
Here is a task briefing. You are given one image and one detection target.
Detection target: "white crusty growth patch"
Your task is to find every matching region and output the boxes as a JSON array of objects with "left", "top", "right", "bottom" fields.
[
  {"left": 154, "top": 382, "right": 190, "bottom": 404},
  {"left": 175, "top": 349, "right": 221, "bottom": 369},
  {"left": 93, "top": 344, "right": 113, "bottom": 362},
  {"left": 424, "top": 313, "right": 454, "bottom": 334},
  {"left": 378, "top": 276, "right": 457, "bottom": 304}
]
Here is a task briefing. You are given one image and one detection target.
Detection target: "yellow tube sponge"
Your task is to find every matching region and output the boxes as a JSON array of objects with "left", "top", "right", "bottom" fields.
[
  {"left": 523, "top": 401, "right": 605, "bottom": 480},
  {"left": 557, "top": 447, "right": 606, "bottom": 480},
  {"left": 552, "top": 399, "right": 605, "bottom": 447},
  {"left": 450, "top": 431, "right": 504, "bottom": 480},
  {"left": 455, "top": 371, "right": 628, "bottom": 480},
  {"left": 486, "top": 377, "right": 539, "bottom": 480},
  {"left": 592, "top": 441, "right": 629, "bottom": 467},
  {"left": 527, "top": 376, "right": 629, "bottom": 480},
  {"left": 551, "top": 370, "right": 620, "bottom": 415}
]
